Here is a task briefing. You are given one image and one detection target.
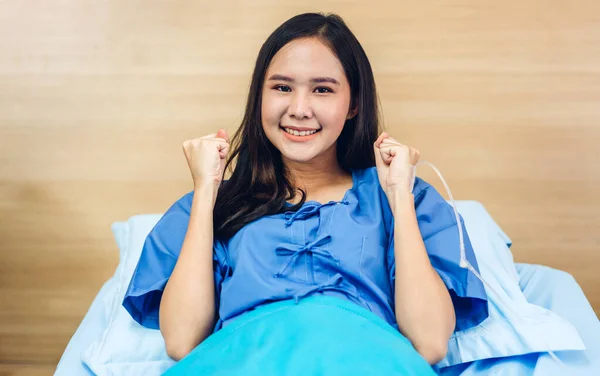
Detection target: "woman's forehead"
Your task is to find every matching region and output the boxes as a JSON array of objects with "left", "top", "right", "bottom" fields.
[{"left": 267, "top": 38, "right": 346, "bottom": 84}]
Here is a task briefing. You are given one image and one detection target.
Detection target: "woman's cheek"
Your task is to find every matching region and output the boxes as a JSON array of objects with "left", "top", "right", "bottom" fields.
[
  {"left": 321, "top": 106, "right": 347, "bottom": 132},
  {"left": 268, "top": 97, "right": 288, "bottom": 122}
]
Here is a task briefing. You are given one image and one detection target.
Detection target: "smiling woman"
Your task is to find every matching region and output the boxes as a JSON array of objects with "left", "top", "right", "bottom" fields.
[{"left": 123, "top": 11, "right": 485, "bottom": 375}]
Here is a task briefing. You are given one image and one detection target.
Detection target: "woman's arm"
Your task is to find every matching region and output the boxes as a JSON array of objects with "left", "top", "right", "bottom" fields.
[
  {"left": 159, "top": 184, "right": 218, "bottom": 361},
  {"left": 391, "top": 189, "right": 456, "bottom": 365}
]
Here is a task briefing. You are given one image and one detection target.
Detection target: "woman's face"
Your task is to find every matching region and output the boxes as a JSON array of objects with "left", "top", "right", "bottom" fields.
[{"left": 261, "top": 37, "right": 356, "bottom": 165}]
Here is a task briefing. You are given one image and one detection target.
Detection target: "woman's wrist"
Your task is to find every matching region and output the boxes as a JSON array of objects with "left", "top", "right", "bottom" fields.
[
  {"left": 194, "top": 182, "right": 220, "bottom": 207},
  {"left": 388, "top": 188, "right": 415, "bottom": 217}
]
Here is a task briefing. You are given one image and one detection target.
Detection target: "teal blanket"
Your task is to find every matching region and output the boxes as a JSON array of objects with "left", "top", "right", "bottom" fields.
[{"left": 164, "top": 296, "right": 435, "bottom": 375}]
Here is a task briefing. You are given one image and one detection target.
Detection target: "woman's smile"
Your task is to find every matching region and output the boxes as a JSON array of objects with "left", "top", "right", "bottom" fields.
[{"left": 280, "top": 124, "right": 322, "bottom": 142}]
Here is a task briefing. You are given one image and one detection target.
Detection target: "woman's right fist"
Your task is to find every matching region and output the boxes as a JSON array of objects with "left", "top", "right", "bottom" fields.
[{"left": 182, "top": 128, "right": 230, "bottom": 188}]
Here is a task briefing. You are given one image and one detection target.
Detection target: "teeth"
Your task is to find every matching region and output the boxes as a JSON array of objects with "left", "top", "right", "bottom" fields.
[{"left": 283, "top": 127, "right": 318, "bottom": 136}]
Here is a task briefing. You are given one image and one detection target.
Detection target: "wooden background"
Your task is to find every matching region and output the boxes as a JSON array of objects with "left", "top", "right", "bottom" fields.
[{"left": 0, "top": 0, "right": 598, "bottom": 373}]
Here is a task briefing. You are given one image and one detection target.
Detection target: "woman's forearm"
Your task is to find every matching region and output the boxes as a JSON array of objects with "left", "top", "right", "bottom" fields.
[
  {"left": 391, "top": 190, "right": 455, "bottom": 365},
  {"left": 159, "top": 184, "right": 218, "bottom": 361}
]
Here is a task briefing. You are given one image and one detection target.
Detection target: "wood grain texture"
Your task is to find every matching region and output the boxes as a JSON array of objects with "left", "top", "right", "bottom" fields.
[
  {"left": 0, "top": 364, "right": 56, "bottom": 376},
  {"left": 1, "top": 0, "right": 598, "bottom": 366}
]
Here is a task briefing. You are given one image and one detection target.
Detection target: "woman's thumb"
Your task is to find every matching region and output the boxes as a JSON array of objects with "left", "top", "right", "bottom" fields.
[
  {"left": 374, "top": 143, "right": 384, "bottom": 170},
  {"left": 216, "top": 128, "right": 229, "bottom": 142}
]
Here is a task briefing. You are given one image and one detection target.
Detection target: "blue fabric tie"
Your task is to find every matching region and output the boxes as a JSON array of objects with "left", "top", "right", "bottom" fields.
[
  {"left": 288, "top": 273, "right": 364, "bottom": 305},
  {"left": 274, "top": 234, "right": 335, "bottom": 278},
  {"left": 284, "top": 201, "right": 348, "bottom": 226}
]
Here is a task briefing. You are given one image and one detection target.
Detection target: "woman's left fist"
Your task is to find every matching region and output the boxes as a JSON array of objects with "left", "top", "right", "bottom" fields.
[{"left": 374, "top": 132, "right": 420, "bottom": 195}]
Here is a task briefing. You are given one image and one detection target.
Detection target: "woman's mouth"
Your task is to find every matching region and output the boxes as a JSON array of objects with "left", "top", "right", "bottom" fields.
[{"left": 279, "top": 125, "right": 321, "bottom": 142}]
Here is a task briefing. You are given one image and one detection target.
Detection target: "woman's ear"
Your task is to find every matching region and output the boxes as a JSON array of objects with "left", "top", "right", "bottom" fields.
[{"left": 346, "top": 106, "right": 358, "bottom": 120}]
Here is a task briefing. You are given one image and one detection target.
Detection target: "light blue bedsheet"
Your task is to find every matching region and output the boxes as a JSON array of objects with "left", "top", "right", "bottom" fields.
[
  {"left": 55, "top": 264, "right": 600, "bottom": 375},
  {"left": 440, "top": 264, "right": 600, "bottom": 376}
]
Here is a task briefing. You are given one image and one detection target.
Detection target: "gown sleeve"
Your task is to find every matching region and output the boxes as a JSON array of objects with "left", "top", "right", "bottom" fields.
[
  {"left": 385, "top": 177, "right": 489, "bottom": 332},
  {"left": 122, "top": 191, "right": 229, "bottom": 330}
]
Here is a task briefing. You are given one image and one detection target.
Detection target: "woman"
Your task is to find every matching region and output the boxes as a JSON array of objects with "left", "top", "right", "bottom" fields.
[{"left": 123, "top": 12, "right": 488, "bottom": 375}]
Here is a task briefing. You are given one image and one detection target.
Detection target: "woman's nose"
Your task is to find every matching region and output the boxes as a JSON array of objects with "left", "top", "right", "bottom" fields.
[{"left": 288, "top": 91, "right": 313, "bottom": 119}]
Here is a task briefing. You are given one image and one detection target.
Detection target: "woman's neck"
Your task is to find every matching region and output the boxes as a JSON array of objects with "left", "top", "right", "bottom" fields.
[{"left": 283, "top": 152, "right": 352, "bottom": 203}]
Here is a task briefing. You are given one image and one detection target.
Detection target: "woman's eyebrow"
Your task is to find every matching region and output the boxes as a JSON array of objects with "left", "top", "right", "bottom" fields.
[{"left": 267, "top": 74, "right": 340, "bottom": 86}]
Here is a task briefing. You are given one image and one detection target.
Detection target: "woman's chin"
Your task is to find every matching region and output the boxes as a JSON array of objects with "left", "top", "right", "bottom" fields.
[
  {"left": 277, "top": 140, "right": 337, "bottom": 166},
  {"left": 280, "top": 151, "right": 317, "bottom": 164}
]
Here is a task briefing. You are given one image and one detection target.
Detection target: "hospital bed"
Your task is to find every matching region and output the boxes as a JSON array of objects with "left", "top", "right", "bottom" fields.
[{"left": 54, "top": 203, "right": 600, "bottom": 376}]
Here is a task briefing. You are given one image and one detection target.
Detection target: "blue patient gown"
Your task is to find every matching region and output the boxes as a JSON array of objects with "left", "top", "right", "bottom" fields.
[{"left": 123, "top": 167, "right": 488, "bottom": 375}]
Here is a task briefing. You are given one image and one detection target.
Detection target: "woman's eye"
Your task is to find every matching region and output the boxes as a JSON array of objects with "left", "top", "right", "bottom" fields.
[
  {"left": 315, "top": 87, "right": 333, "bottom": 94},
  {"left": 275, "top": 85, "right": 291, "bottom": 92}
]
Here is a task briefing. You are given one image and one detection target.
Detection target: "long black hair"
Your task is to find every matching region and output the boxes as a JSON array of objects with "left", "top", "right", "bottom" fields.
[{"left": 214, "top": 12, "right": 381, "bottom": 239}]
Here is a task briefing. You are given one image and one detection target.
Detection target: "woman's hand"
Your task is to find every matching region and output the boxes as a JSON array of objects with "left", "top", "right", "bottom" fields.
[
  {"left": 374, "top": 132, "right": 420, "bottom": 208},
  {"left": 182, "top": 128, "right": 230, "bottom": 190}
]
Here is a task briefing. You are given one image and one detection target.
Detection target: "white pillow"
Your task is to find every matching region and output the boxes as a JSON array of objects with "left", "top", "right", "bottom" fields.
[
  {"left": 102, "top": 222, "right": 128, "bottom": 317},
  {"left": 82, "top": 214, "right": 174, "bottom": 376}
]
